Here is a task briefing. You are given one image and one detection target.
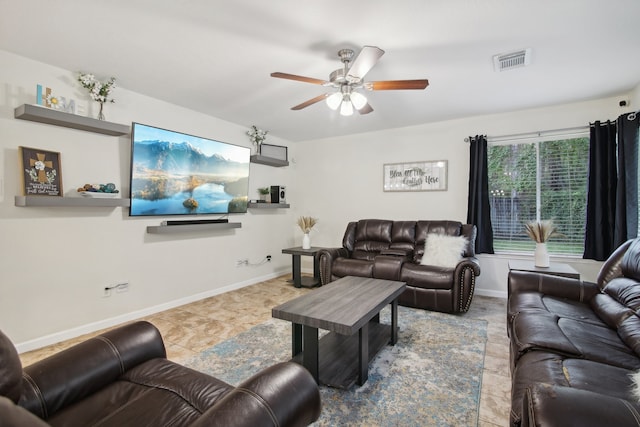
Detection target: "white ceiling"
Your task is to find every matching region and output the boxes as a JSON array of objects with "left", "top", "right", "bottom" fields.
[{"left": 2, "top": 0, "right": 640, "bottom": 142}]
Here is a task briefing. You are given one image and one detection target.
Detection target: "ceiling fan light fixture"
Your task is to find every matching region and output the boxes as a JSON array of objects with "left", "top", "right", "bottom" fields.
[
  {"left": 326, "top": 92, "right": 342, "bottom": 110},
  {"left": 350, "top": 91, "right": 367, "bottom": 110},
  {"left": 340, "top": 98, "right": 354, "bottom": 116}
]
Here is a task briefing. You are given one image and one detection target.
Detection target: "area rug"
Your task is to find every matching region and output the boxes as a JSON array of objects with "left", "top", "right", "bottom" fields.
[{"left": 183, "top": 306, "right": 488, "bottom": 427}]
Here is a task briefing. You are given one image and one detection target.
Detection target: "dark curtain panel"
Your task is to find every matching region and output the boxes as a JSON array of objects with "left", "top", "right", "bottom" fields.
[
  {"left": 467, "top": 135, "right": 494, "bottom": 254},
  {"left": 614, "top": 112, "right": 640, "bottom": 245},
  {"left": 584, "top": 120, "right": 617, "bottom": 260}
]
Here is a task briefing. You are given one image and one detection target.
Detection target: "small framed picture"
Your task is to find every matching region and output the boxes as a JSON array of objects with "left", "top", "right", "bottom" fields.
[{"left": 19, "top": 146, "right": 63, "bottom": 196}]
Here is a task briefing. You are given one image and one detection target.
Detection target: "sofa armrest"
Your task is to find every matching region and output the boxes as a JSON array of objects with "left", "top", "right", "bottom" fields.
[
  {"left": 19, "top": 321, "right": 166, "bottom": 419},
  {"left": 452, "top": 257, "right": 481, "bottom": 313},
  {"left": 522, "top": 383, "right": 640, "bottom": 427},
  {"left": 190, "top": 362, "right": 321, "bottom": 427},
  {"left": 317, "top": 247, "right": 349, "bottom": 285},
  {"left": 508, "top": 270, "right": 600, "bottom": 302}
]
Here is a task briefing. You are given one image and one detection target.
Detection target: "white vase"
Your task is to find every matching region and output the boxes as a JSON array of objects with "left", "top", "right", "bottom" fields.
[
  {"left": 302, "top": 233, "right": 311, "bottom": 249},
  {"left": 535, "top": 243, "right": 550, "bottom": 267}
]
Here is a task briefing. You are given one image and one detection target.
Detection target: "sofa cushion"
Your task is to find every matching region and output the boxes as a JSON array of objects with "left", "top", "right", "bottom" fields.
[
  {"left": 351, "top": 219, "right": 393, "bottom": 260},
  {"left": 508, "top": 292, "right": 606, "bottom": 327},
  {"left": 510, "top": 311, "right": 640, "bottom": 370},
  {"left": 420, "top": 233, "right": 467, "bottom": 268},
  {"left": 400, "top": 263, "right": 455, "bottom": 290},
  {"left": 510, "top": 351, "right": 639, "bottom": 426},
  {"left": 389, "top": 221, "right": 416, "bottom": 253},
  {"left": 46, "top": 358, "right": 232, "bottom": 426},
  {"left": 332, "top": 258, "right": 374, "bottom": 278}
]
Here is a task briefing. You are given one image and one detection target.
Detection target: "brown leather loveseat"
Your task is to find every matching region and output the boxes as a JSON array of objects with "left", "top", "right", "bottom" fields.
[
  {"left": 0, "top": 321, "right": 321, "bottom": 427},
  {"left": 318, "top": 219, "right": 480, "bottom": 313},
  {"left": 507, "top": 237, "right": 640, "bottom": 426}
]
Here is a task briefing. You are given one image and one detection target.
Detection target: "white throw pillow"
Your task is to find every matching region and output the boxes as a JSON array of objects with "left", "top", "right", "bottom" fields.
[
  {"left": 631, "top": 370, "right": 640, "bottom": 402},
  {"left": 420, "top": 233, "right": 468, "bottom": 268}
]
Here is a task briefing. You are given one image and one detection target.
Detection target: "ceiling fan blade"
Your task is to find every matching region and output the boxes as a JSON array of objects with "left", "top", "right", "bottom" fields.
[
  {"left": 357, "top": 103, "right": 374, "bottom": 115},
  {"left": 366, "top": 79, "right": 429, "bottom": 90},
  {"left": 291, "top": 93, "right": 329, "bottom": 110},
  {"left": 271, "top": 72, "right": 328, "bottom": 86},
  {"left": 346, "top": 46, "right": 385, "bottom": 82}
]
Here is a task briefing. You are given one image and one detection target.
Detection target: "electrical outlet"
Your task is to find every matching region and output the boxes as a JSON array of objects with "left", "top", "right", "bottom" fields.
[{"left": 266, "top": 255, "right": 272, "bottom": 262}]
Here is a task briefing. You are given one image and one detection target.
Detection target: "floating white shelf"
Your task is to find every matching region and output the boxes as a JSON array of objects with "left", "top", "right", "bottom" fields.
[
  {"left": 248, "top": 202, "right": 290, "bottom": 209},
  {"left": 250, "top": 154, "right": 289, "bottom": 167},
  {"left": 15, "top": 195, "right": 130, "bottom": 207},
  {"left": 14, "top": 104, "right": 130, "bottom": 136},
  {"left": 146, "top": 222, "right": 242, "bottom": 234}
]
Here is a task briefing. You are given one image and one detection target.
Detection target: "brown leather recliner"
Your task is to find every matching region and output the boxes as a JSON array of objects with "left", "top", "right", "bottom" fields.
[
  {"left": 318, "top": 219, "right": 481, "bottom": 313},
  {"left": 0, "top": 321, "right": 321, "bottom": 427},
  {"left": 507, "top": 237, "right": 640, "bottom": 427}
]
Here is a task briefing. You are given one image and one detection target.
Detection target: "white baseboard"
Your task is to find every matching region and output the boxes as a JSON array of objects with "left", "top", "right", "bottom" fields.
[
  {"left": 16, "top": 270, "right": 288, "bottom": 354},
  {"left": 475, "top": 288, "right": 508, "bottom": 299}
]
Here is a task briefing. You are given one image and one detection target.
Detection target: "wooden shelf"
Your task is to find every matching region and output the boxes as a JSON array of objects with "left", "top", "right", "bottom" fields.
[
  {"left": 248, "top": 202, "right": 290, "bottom": 209},
  {"left": 250, "top": 154, "right": 289, "bottom": 167},
  {"left": 146, "top": 222, "right": 242, "bottom": 234},
  {"left": 15, "top": 195, "right": 130, "bottom": 207},
  {"left": 15, "top": 104, "right": 130, "bottom": 136}
]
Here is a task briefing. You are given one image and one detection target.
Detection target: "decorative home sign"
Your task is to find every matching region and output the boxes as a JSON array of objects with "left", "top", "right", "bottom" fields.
[
  {"left": 383, "top": 160, "right": 448, "bottom": 192},
  {"left": 20, "top": 146, "right": 62, "bottom": 196}
]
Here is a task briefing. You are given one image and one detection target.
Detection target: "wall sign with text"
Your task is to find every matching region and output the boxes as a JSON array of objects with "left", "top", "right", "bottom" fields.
[{"left": 383, "top": 160, "right": 448, "bottom": 192}]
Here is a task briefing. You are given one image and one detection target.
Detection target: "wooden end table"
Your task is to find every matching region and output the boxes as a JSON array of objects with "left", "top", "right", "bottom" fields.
[
  {"left": 281, "top": 246, "right": 323, "bottom": 288},
  {"left": 508, "top": 260, "right": 580, "bottom": 279}
]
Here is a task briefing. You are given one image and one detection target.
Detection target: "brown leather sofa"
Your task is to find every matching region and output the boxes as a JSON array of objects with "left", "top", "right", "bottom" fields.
[
  {"left": 507, "top": 238, "right": 640, "bottom": 426},
  {"left": 0, "top": 321, "right": 321, "bottom": 427},
  {"left": 317, "top": 219, "right": 480, "bottom": 313}
]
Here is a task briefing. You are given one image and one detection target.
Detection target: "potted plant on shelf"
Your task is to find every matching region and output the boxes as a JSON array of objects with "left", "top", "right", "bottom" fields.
[
  {"left": 297, "top": 216, "right": 318, "bottom": 249},
  {"left": 524, "top": 219, "right": 560, "bottom": 268},
  {"left": 258, "top": 187, "right": 270, "bottom": 202}
]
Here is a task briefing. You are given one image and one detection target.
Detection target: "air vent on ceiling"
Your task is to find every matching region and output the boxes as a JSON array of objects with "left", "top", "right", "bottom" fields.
[{"left": 493, "top": 48, "right": 531, "bottom": 72}]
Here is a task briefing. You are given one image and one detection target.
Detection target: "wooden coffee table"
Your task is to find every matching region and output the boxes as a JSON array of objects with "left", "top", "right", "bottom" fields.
[{"left": 272, "top": 276, "right": 406, "bottom": 388}]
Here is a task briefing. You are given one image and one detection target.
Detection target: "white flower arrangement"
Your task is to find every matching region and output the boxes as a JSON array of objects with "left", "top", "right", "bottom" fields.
[
  {"left": 77, "top": 73, "right": 116, "bottom": 104},
  {"left": 247, "top": 125, "right": 268, "bottom": 149}
]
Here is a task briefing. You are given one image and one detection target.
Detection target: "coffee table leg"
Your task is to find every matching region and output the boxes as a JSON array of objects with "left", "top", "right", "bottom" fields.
[
  {"left": 391, "top": 298, "right": 398, "bottom": 345},
  {"left": 292, "top": 254, "right": 302, "bottom": 288},
  {"left": 358, "top": 322, "right": 369, "bottom": 386},
  {"left": 292, "top": 323, "right": 302, "bottom": 357},
  {"left": 303, "top": 325, "right": 319, "bottom": 384}
]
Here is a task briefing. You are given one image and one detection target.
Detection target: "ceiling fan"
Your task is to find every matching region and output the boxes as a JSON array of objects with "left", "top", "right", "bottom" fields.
[{"left": 271, "top": 46, "right": 429, "bottom": 116}]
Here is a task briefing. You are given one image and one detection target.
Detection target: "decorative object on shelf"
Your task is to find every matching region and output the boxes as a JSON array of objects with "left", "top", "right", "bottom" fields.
[
  {"left": 258, "top": 187, "right": 270, "bottom": 202},
  {"left": 37, "top": 84, "right": 77, "bottom": 113},
  {"left": 297, "top": 216, "right": 318, "bottom": 250},
  {"left": 383, "top": 160, "right": 448, "bottom": 192},
  {"left": 19, "top": 146, "right": 62, "bottom": 196},
  {"left": 259, "top": 144, "right": 288, "bottom": 162},
  {"left": 77, "top": 73, "right": 116, "bottom": 120},
  {"left": 525, "top": 219, "right": 560, "bottom": 268},
  {"left": 77, "top": 183, "right": 120, "bottom": 197},
  {"left": 247, "top": 125, "right": 268, "bottom": 154}
]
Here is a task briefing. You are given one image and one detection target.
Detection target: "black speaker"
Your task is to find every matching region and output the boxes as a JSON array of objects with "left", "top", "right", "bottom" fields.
[{"left": 270, "top": 185, "right": 286, "bottom": 203}]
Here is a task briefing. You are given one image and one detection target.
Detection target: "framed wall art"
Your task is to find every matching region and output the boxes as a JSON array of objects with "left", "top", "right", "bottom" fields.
[
  {"left": 20, "top": 146, "right": 63, "bottom": 196},
  {"left": 383, "top": 160, "right": 448, "bottom": 192}
]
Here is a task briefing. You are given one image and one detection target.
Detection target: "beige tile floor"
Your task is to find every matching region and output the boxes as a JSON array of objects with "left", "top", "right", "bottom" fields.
[{"left": 19, "top": 275, "right": 511, "bottom": 426}]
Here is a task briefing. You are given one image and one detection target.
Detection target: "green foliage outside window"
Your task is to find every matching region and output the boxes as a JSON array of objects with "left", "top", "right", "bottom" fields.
[{"left": 487, "top": 137, "right": 589, "bottom": 255}]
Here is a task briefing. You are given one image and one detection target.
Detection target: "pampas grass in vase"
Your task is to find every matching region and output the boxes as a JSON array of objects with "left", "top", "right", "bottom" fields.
[
  {"left": 524, "top": 220, "right": 559, "bottom": 267},
  {"left": 297, "top": 216, "right": 317, "bottom": 249}
]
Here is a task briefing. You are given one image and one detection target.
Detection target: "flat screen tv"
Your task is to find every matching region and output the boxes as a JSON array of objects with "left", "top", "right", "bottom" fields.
[{"left": 129, "top": 123, "right": 250, "bottom": 216}]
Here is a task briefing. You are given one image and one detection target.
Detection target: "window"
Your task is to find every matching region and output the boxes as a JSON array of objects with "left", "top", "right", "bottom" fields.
[{"left": 487, "top": 136, "right": 589, "bottom": 255}]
